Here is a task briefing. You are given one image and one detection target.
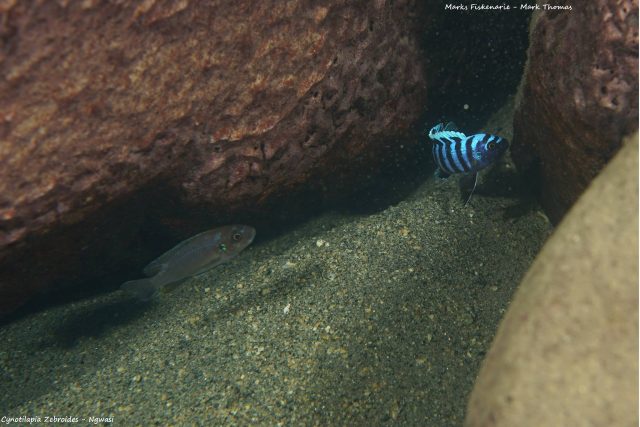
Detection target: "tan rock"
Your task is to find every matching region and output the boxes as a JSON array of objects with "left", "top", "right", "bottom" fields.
[{"left": 465, "top": 132, "right": 639, "bottom": 427}]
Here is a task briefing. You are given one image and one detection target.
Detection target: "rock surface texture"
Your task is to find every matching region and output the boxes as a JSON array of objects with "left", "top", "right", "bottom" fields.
[
  {"left": 512, "top": 0, "right": 638, "bottom": 224},
  {"left": 0, "top": 1, "right": 426, "bottom": 315},
  {"left": 465, "top": 133, "right": 639, "bottom": 427}
]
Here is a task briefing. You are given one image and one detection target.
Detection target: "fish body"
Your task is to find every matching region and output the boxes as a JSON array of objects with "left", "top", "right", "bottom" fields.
[
  {"left": 121, "top": 225, "right": 256, "bottom": 301},
  {"left": 427, "top": 122, "right": 508, "bottom": 205},
  {"left": 428, "top": 122, "right": 509, "bottom": 176}
]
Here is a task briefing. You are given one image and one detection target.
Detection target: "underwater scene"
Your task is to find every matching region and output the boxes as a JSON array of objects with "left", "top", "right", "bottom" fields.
[{"left": 0, "top": 1, "right": 637, "bottom": 426}]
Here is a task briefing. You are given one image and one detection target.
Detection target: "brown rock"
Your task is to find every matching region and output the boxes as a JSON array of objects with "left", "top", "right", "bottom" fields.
[
  {"left": 0, "top": 1, "right": 426, "bottom": 314},
  {"left": 512, "top": 1, "right": 638, "bottom": 224},
  {"left": 465, "top": 133, "right": 638, "bottom": 427}
]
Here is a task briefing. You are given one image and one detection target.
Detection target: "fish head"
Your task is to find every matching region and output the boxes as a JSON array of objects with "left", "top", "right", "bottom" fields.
[
  {"left": 475, "top": 135, "right": 509, "bottom": 169},
  {"left": 216, "top": 225, "right": 256, "bottom": 256}
]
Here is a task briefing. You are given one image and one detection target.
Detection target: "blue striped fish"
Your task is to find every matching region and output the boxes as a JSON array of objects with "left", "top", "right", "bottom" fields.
[{"left": 428, "top": 122, "right": 508, "bottom": 205}]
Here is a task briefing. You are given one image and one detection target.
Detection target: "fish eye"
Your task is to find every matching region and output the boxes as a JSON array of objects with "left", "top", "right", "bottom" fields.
[
  {"left": 488, "top": 142, "right": 496, "bottom": 150},
  {"left": 232, "top": 233, "right": 242, "bottom": 241},
  {"left": 219, "top": 243, "right": 227, "bottom": 252}
]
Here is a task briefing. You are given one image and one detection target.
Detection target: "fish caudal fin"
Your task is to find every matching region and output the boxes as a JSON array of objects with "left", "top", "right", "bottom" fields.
[{"left": 121, "top": 278, "right": 158, "bottom": 301}]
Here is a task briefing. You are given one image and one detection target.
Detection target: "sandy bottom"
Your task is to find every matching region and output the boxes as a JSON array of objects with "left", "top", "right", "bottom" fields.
[{"left": 0, "top": 167, "right": 552, "bottom": 426}]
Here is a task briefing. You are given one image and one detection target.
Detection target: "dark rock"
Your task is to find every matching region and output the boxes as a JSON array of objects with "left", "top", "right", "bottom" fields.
[
  {"left": 0, "top": 0, "right": 426, "bottom": 315},
  {"left": 512, "top": 0, "right": 638, "bottom": 223}
]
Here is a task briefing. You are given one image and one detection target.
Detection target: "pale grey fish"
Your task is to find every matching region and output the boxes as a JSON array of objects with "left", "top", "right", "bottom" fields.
[{"left": 121, "top": 225, "right": 256, "bottom": 301}]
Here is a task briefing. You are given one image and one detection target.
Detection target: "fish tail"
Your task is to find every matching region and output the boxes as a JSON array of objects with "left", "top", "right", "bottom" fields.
[{"left": 121, "top": 278, "right": 158, "bottom": 301}]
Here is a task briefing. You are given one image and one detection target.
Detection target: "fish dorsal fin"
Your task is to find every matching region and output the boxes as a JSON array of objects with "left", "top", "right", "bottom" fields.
[
  {"left": 429, "top": 122, "right": 466, "bottom": 141},
  {"left": 444, "top": 122, "right": 459, "bottom": 131},
  {"left": 431, "top": 130, "right": 467, "bottom": 142}
]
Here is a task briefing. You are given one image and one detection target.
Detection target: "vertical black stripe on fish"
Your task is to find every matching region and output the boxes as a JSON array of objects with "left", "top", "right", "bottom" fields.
[
  {"left": 452, "top": 137, "right": 470, "bottom": 172},
  {"left": 436, "top": 141, "right": 452, "bottom": 174},
  {"left": 464, "top": 137, "right": 475, "bottom": 171},
  {"left": 441, "top": 136, "right": 460, "bottom": 173},
  {"left": 431, "top": 141, "right": 440, "bottom": 169},
  {"left": 440, "top": 141, "right": 457, "bottom": 174},
  {"left": 444, "top": 140, "right": 461, "bottom": 174},
  {"left": 432, "top": 143, "right": 439, "bottom": 170},
  {"left": 433, "top": 140, "right": 446, "bottom": 173},
  {"left": 457, "top": 136, "right": 471, "bottom": 171}
]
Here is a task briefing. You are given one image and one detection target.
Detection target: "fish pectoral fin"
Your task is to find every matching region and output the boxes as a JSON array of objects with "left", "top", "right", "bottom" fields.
[{"left": 121, "top": 278, "right": 158, "bottom": 301}]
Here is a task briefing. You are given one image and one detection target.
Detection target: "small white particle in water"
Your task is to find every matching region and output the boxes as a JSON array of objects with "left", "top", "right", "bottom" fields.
[
  {"left": 463, "top": 104, "right": 470, "bottom": 110},
  {"left": 316, "top": 239, "right": 325, "bottom": 247},
  {"left": 283, "top": 303, "right": 291, "bottom": 314}
]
